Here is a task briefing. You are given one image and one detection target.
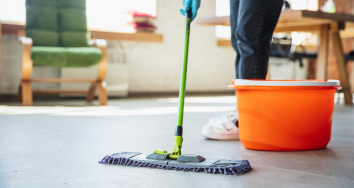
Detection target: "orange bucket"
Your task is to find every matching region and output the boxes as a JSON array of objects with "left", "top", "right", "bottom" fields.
[{"left": 228, "top": 79, "right": 341, "bottom": 151}]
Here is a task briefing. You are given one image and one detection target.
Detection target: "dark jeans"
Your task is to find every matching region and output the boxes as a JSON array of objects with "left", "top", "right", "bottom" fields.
[{"left": 230, "top": 0, "right": 283, "bottom": 79}]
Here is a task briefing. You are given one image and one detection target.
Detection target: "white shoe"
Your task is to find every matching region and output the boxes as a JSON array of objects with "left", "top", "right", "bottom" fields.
[{"left": 201, "top": 110, "right": 239, "bottom": 140}]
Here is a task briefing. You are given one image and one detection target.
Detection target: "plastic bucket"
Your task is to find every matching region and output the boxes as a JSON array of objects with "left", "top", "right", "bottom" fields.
[{"left": 228, "top": 79, "right": 341, "bottom": 151}]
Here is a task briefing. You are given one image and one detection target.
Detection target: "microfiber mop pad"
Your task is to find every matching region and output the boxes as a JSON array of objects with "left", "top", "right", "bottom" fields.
[{"left": 99, "top": 152, "right": 252, "bottom": 175}]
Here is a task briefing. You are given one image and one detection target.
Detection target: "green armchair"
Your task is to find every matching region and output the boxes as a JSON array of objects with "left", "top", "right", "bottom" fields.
[{"left": 18, "top": 0, "right": 108, "bottom": 106}]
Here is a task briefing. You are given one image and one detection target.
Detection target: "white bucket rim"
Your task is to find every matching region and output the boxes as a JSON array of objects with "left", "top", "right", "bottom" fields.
[{"left": 233, "top": 79, "right": 340, "bottom": 86}]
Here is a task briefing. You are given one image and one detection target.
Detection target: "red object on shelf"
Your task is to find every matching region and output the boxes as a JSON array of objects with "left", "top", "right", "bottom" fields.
[
  {"left": 125, "top": 22, "right": 156, "bottom": 29},
  {"left": 119, "top": 10, "right": 157, "bottom": 33},
  {"left": 121, "top": 10, "right": 156, "bottom": 18}
]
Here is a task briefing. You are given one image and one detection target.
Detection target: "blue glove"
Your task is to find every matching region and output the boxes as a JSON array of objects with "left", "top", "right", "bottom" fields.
[{"left": 179, "top": 0, "right": 200, "bottom": 21}]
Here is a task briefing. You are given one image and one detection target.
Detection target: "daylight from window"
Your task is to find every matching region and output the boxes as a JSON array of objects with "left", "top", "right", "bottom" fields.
[
  {"left": 0, "top": 0, "right": 156, "bottom": 30},
  {"left": 215, "top": 0, "right": 231, "bottom": 39},
  {"left": 86, "top": 0, "right": 156, "bottom": 30},
  {"left": 215, "top": 0, "right": 317, "bottom": 42},
  {"left": 0, "top": 0, "right": 26, "bottom": 22}
]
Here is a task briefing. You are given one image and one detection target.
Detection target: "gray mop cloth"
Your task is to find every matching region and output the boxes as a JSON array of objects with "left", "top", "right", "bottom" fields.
[{"left": 99, "top": 153, "right": 252, "bottom": 175}]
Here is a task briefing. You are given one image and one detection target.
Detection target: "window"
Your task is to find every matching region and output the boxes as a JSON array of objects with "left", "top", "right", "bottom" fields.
[
  {"left": 0, "top": 0, "right": 156, "bottom": 30},
  {"left": 86, "top": 0, "right": 156, "bottom": 30},
  {"left": 215, "top": 0, "right": 230, "bottom": 39},
  {"left": 0, "top": 0, "right": 26, "bottom": 22}
]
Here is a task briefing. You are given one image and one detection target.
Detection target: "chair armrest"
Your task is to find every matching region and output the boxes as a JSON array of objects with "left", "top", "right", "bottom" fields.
[
  {"left": 89, "top": 39, "right": 96, "bottom": 47},
  {"left": 89, "top": 39, "right": 107, "bottom": 48},
  {"left": 20, "top": 37, "right": 33, "bottom": 46},
  {"left": 18, "top": 29, "right": 27, "bottom": 42},
  {"left": 20, "top": 37, "right": 33, "bottom": 81},
  {"left": 90, "top": 39, "right": 108, "bottom": 81}
]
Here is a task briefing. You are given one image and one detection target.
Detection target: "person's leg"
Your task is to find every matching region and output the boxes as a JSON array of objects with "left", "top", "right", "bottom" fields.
[
  {"left": 230, "top": 0, "right": 240, "bottom": 78},
  {"left": 230, "top": 0, "right": 240, "bottom": 110},
  {"left": 236, "top": 0, "right": 283, "bottom": 79},
  {"left": 201, "top": 0, "right": 241, "bottom": 140},
  {"left": 201, "top": 0, "right": 283, "bottom": 140}
]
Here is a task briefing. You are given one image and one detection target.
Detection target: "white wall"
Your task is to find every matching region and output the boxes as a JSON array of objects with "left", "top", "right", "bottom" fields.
[
  {"left": 0, "top": 0, "right": 237, "bottom": 95},
  {"left": 1, "top": 35, "right": 62, "bottom": 94},
  {"left": 122, "top": 0, "right": 236, "bottom": 93}
]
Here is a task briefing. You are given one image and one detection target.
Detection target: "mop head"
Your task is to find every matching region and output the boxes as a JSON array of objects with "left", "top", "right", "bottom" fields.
[{"left": 99, "top": 152, "right": 252, "bottom": 175}]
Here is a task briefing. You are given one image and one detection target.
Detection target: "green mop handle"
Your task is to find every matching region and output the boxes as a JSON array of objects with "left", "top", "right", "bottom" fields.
[
  {"left": 176, "top": 10, "right": 192, "bottom": 136},
  {"left": 171, "top": 9, "right": 192, "bottom": 158}
]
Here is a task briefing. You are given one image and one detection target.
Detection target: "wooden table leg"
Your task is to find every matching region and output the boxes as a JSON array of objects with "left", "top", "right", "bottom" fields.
[
  {"left": 316, "top": 24, "right": 330, "bottom": 80},
  {"left": 266, "top": 68, "right": 270, "bottom": 80},
  {"left": 331, "top": 31, "right": 353, "bottom": 105}
]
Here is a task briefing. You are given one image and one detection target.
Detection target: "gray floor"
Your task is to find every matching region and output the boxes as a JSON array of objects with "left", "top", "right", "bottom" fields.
[{"left": 0, "top": 96, "right": 354, "bottom": 188}]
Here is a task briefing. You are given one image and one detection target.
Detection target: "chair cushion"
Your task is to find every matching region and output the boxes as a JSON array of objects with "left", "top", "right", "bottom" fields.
[
  {"left": 31, "top": 47, "right": 67, "bottom": 66},
  {"left": 58, "top": 0, "right": 86, "bottom": 10},
  {"left": 25, "top": 2, "right": 59, "bottom": 47},
  {"left": 26, "top": 0, "right": 57, "bottom": 6},
  {"left": 32, "top": 46, "right": 102, "bottom": 67},
  {"left": 66, "top": 47, "right": 102, "bottom": 67},
  {"left": 26, "top": 5, "right": 58, "bottom": 31},
  {"left": 59, "top": 8, "right": 88, "bottom": 32},
  {"left": 26, "top": 0, "right": 90, "bottom": 47},
  {"left": 60, "top": 31, "right": 90, "bottom": 47},
  {"left": 58, "top": 0, "right": 89, "bottom": 47},
  {"left": 27, "top": 29, "right": 59, "bottom": 46}
]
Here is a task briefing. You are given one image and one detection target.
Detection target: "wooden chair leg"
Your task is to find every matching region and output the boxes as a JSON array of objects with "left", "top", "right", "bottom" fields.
[
  {"left": 96, "top": 81, "right": 107, "bottom": 106},
  {"left": 331, "top": 31, "right": 353, "bottom": 106},
  {"left": 86, "top": 83, "right": 96, "bottom": 102},
  {"left": 21, "top": 81, "right": 33, "bottom": 106}
]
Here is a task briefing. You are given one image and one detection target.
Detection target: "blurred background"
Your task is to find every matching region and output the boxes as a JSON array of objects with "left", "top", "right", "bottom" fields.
[{"left": 0, "top": 0, "right": 354, "bottom": 103}]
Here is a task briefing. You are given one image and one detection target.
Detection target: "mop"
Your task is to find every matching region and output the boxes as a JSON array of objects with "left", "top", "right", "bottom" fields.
[{"left": 99, "top": 10, "right": 252, "bottom": 175}]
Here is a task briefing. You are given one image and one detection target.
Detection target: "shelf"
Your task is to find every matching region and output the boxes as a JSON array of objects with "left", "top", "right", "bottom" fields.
[{"left": 0, "top": 20, "right": 163, "bottom": 43}]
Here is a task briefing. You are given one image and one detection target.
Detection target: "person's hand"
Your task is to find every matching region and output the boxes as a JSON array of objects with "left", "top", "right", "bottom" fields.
[{"left": 179, "top": 0, "right": 200, "bottom": 21}]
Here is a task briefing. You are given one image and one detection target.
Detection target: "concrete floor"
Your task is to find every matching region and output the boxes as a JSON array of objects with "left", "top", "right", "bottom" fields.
[{"left": 0, "top": 96, "right": 353, "bottom": 188}]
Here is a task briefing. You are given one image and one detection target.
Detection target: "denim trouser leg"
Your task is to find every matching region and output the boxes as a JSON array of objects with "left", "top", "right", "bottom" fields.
[{"left": 230, "top": 0, "right": 283, "bottom": 79}]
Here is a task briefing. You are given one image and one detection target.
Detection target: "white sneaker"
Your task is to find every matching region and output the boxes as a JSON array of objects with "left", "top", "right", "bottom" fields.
[{"left": 201, "top": 110, "right": 239, "bottom": 140}]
